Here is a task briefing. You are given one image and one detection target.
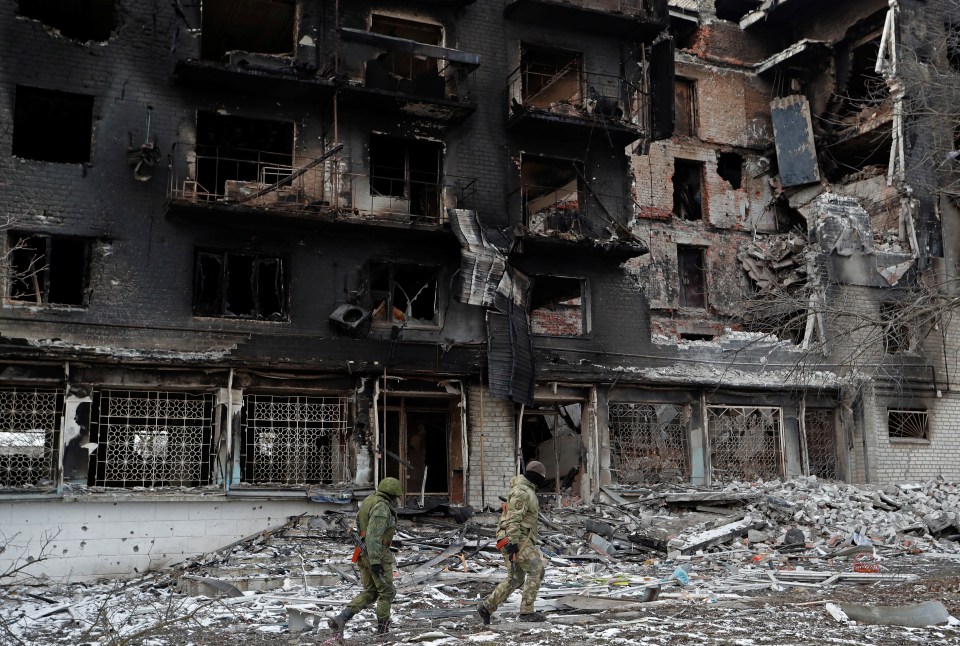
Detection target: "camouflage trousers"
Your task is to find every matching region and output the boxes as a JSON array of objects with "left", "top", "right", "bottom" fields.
[
  {"left": 482, "top": 540, "right": 544, "bottom": 615},
  {"left": 347, "top": 556, "right": 396, "bottom": 621}
]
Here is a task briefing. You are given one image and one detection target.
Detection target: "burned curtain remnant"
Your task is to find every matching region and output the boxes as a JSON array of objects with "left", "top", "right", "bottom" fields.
[
  {"left": 529, "top": 275, "right": 585, "bottom": 336},
  {"left": 200, "top": 0, "right": 295, "bottom": 62},
  {"left": 8, "top": 233, "right": 89, "bottom": 306},
  {"left": 0, "top": 388, "right": 62, "bottom": 489},
  {"left": 193, "top": 251, "right": 288, "bottom": 320},
  {"left": 89, "top": 391, "right": 214, "bottom": 488},
  {"left": 707, "top": 406, "right": 783, "bottom": 484},
  {"left": 370, "top": 262, "right": 440, "bottom": 327},
  {"left": 13, "top": 86, "right": 94, "bottom": 164},
  {"left": 608, "top": 403, "right": 688, "bottom": 484},
  {"left": 240, "top": 395, "right": 350, "bottom": 486},
  {"left": 770, "top": 96, "right": 820, "bottom": 187}
]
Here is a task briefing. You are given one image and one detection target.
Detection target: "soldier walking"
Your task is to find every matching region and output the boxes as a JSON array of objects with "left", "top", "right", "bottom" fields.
[
  {"left": 329, "top": 476, "right": 402, "bottom": 636},
  {"left": 477, "top": 460, "right": 547, "bottom": 624}
]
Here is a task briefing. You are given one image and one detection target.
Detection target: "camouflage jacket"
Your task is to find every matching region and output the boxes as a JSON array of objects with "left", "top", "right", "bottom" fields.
[
  {"left": 496, "top": 475, "right": 539, "bottom": 546},
  {"left": 358, "top": 490, "right": 397, "bottom": 565}
]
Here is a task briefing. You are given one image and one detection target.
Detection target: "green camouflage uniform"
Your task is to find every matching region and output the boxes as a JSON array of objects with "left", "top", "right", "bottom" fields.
[
  {"left": 347, "top": 489, "right": 398, "bottom": 621},
  {"left": 482, "top": 475, "right": 544, "bottom": 614}
]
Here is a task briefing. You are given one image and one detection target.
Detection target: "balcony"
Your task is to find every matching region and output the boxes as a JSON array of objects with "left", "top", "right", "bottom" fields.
[
  {"left": 165, "top": 144, "right": 476, "bottom": 229},
  {"left": 506, "top": 66, "right": 645, "bottom": 147},
  {"left": 503, "top": 0, "right": 668, "bottom": 37},
  {"left": 336, "top": 28, "right": 480, "bottom": 127},
  {"left": 512, "top": 182, "right": 636, "bottom": 246}
]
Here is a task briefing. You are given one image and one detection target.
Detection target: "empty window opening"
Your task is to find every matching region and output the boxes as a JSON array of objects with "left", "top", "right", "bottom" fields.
[
  {"left": 673, "top": 159, "right": 704, "bottom": 220},
  {"left": 716, "top": 152, "right": 743, "bottom": 189},
  {"left": 7, "top": 232, "right": 89, "bottom": 306},
  {"left": 804, "top": 409, "right": 838, "bottom": 480},
  {"left": 880, "top": 301, "right": 909, "bottom": 353},
  {"left": 521, "top": 156, "right": 582, "bottom": 233},
  {"left": 947, "top": 24, "right": 960, "bottom": 73},
  {"left": 19, "top": 0, "right": 115, "bottom": 42},
  {"left": 13, "top": 86, "right": 93, "bottom": 164},
  {"left": 888, "top": 409, "right": 929, "bottom": 440},
  {"left": 368, "top": 14, "right": 443, "bottom": 87},
  {"left": 840, "top": 39, "right": 885, "bottom": 106},
  {"left": 677, "top": 246, "right": 707, "bottom": 308},
  {"left": 519, "top": 44, "right": 583, "bottom": 109},
  {"left": 369, "top": 135, "right": 443, "bottom": 220},
  {"left": 674, "top": 78, "right": 697, "bottom": 137},
  {"left": 530, "top": 275, "right": 585, "bottom": 336},
  {"left": 88, "top": 390, "right": 214, "bottom": 488},
  {"left": 713, "top": 0, "right": 762, "bottom": 22},
  {"left": 240, "top": 395, "right": 351, "bottom": 485},
  {"left": 774, "top": 197, "right": 806, "bottom": 233},
  {"left": 200, "top": 0, "right": 295, "bottom": 62},
  {"left": 669, "top": 18, "right": 699, "bottom": 50},
  {"left": 520, "top": 404, "right": 582, "bottom": 492},
  {"left": 370, "top": 262, "right": 440, "bottom": 327},
  {"left": 680, "top": 333, "right": 713, "bottom": 341},
  {"left": 609, "top": 402, "right": 689, "bottom": 485},
  {"left": 380, "top": 398, "right": 455, "bottom": 501},
  {"left": 707, "top": 406, "right": 783, "bottom": 484},
  {"left": 195, "top": 111, "right": 294, "bottom": 200},
  {"left": 0, "top": 388, "right": 62, "bottom": 489},
  {"left": 193, "top": 250, "right": 288, "bottom": 320}
]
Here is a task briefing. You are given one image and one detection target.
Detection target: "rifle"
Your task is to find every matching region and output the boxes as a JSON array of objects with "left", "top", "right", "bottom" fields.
[{"left": 339, "top": 516, "right": 386, "bottom": 585}]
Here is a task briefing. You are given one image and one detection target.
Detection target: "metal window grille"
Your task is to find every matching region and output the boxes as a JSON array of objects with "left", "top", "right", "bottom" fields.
[
  {"left": 241, "top": 395, "right": 351, "bottom": 485},
  {"left": 804, "top": 409, "right": 838, "bottom": 479},
  {"left": 608, "top": 403, "right": 688, "bottom": 484},
  {"left": 91, "top": 390, "right": 213, "bottom": 487},
  {"left": 0, "top": 388, "right": 62, "bottom": 488},
  {"left": 707, "top": 406, "right": 783, "bottom": 484},
  {"left": 888, "top": 409, "right": 929, "bottom": 440}
]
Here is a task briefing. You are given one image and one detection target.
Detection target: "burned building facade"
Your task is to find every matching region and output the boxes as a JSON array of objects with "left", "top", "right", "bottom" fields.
[{"left": 1, "top": 0, "right": 958, "bottom": 580}]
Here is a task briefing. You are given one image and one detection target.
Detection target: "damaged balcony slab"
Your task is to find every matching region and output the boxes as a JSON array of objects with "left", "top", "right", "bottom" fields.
[
  {"left": 756, "top": 40, "right": 832, "bottom": 78},
  {"left": 173, "top": 59, "right": 336, "bottom": 102},
  {"left": 503, "top": 0, "right": 669, "bottom": 37}
]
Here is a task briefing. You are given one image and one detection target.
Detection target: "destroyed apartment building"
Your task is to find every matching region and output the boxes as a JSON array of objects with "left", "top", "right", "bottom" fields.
[{"left": 1, "top": 0, "right": 960, "bottom": 582}]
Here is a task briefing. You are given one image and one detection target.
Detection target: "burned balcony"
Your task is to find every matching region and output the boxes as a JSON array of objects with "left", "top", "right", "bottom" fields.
[
  {"left": 166, "top": 145, "right": 475, "bottom": 227},
  {"left": 503, "top": 0, "right": 668, "bottom": 37},
  {"left": 506, "top": 55, "right": 644, "bottom": 147},
  {"left": 336, "top": 24, "right": 480, "bottom": 127}
]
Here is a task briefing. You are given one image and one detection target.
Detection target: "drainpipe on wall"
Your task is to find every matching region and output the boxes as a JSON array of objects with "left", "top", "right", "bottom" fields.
[{"left": 225, "top": 368, "right": 233, "bottom": 494}]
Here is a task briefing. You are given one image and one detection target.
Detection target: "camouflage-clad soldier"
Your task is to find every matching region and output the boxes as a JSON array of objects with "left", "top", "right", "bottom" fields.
[
  {"left": 478, "top": 461, "right": 547, "bottom": 624},
  {"left": 329, "top": 477, "right": 401, "bottom": 635}
]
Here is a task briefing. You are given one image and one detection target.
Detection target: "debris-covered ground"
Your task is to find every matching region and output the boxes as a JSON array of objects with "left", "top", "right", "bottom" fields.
[{"left": 5, "top": 477, "right": 960, "bottom": 645}]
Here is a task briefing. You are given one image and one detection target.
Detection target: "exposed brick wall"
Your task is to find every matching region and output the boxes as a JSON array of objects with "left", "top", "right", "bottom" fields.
[{"left": 466, "top": 384, "right": 517, "bottom": 509}]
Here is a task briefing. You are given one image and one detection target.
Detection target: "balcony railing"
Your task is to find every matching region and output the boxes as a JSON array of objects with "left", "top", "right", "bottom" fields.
[
  {"left": 507, "top": 66, "right": 646, "bottom": 133},
  {"left": 167, "top": 144, "right": 475, "bottom": 225}
]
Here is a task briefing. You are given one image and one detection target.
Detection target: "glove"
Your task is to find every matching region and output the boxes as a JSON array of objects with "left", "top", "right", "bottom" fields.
[
  {"left": 371, "top": 563, "right": 385, "bottom": 577},
  {"left": 503, "top": 542, "right": 520, "bottom": 556}
]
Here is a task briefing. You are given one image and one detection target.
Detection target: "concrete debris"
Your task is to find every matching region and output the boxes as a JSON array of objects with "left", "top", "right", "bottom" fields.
[{"left": 738, "top": 231, "right": 807, "bottom": 291}]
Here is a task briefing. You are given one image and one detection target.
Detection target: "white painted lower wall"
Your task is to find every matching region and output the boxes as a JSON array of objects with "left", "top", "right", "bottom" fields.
[{"left": 0, "top": 495, "right": 343, "bottom": 582}]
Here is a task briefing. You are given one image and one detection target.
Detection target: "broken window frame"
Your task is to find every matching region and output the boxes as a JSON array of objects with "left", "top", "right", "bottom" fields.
[
  {"left": 608, "top": 402, "right": 690, "bottom": 485},
  {"left": 887, "top": 409, "right": 930, "bottom": 442},
  {"left": 5, "top": 232, "right": 90, "bottom": 307},
  {"left": 519, "top": 154, "right": 584, "bottom": 234},
  {"left": 529, "top": 275, "right": 589, "bottom": 337},
  {"left": 0, "top": 388, "right": 63, "bottom": 491},
  {"left": 239, "top": 394, "right": 352, "bottom": 486},
  {"left": 88, "top": 390, "right": 215, "bottom": 488},
  {"left": 192, "top": 250, "right": 289, "bottom": 321},
  {"left": 677, "top": 245, "right": 707, "bottom": 309},
  {"left": 706, "top": 405, "right": 784, "bottom": 484},
  {"left": 369, "top": 261, "right": 443, "bottom": 329},
  {"left": 673, "top": 158, "right": 704, "bottom": 221},
  {"left": 368, "top": 13, "right": 445, "bottom": 82},
  {"left": 379, "top": 396, "right": 455, "bottom": 500},
  {"left": 12, "top": 85, "right": 95, "bottom": 164},
  {"left": 674, "top": 77, "right": 697, "bottom": 137},
  {"left": 368, "top": 134, "right": 445, "bottom": 222}
]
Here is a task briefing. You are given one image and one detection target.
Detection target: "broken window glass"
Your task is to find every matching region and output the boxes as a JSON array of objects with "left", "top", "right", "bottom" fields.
[
  {"left": 194, "top": 111, "right": 294, "bottom": 200},
  {"left": 200, "top": 0, "right": 295, "bottom": 62},
  {"left": 888, "top": 409, "right": 929, "bottom": 441},
  {"left": 13, "top": 86, "right": 94, "bottom": 164},
  {"left": 7, "top": 233, "right": 89, "bottom": 306},
  {"left": 193, "top": 250, "right": 288, "bottom": 320},
  {"left": 240, "top": 395, "right": 351, "bottom": 485},
  {"left": 529, "top": 275, "right": 585, "bottom": 336},
  {"left": 89, "top": 390, "right": 214, "bottom": 488},
  {"left": 368, "top": 135, "right": 443, "bottom": 221},
  {"left": 521, "top": 156, "right": 582, "bottom": 233},
  {"left": 673, "top": 159, "right": 703, "bottom": 220},
  {"left": 370, "top": 262, "right": 441, "bottom": 327},
  {"left": 677, "top": 245, "right": 707, "bottom": 308},
  {"left": 0, "top": 388, "right": 62, "bottom": 490},
  {"left": 19, "top": 0, "right": 115, "bottom": 42}
]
